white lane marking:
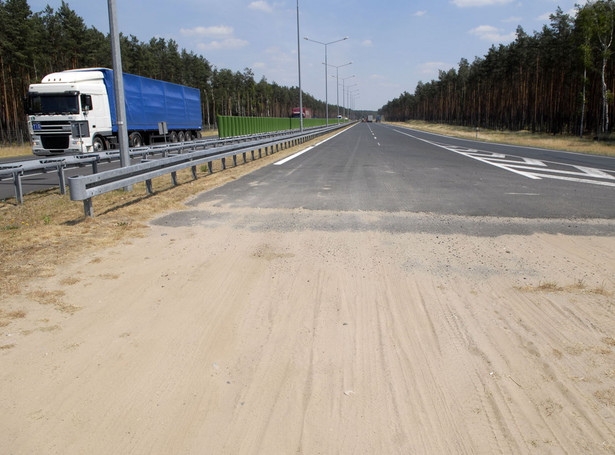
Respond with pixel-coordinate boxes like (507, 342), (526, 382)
(393, 129), (541, 179)
(273, 146), (314, 165)
(387, 123), (615, 160)
(574, 166), (614, 179)
(391, 127), (615, 187)
(274, 124), (355, 165)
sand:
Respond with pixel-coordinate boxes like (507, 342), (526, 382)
(1, 200), (614, 454)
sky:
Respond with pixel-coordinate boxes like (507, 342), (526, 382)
(27, 0), (586, 111)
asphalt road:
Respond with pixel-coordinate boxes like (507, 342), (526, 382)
(153, 123), (615, 236)
(6, 123), (615, 232)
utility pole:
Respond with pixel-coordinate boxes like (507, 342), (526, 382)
(108, 0), (130, 173)
(297, 0), (303, 131)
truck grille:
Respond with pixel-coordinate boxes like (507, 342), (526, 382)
(41, 134), (69, 150)
(37, 121), (72, 133)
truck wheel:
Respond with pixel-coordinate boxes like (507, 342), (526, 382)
(92, 136), (105, 152)
(184, 131), (192, 141)
(129, 132), (143, 148)
(177, 131), (186, 142)
(169, 131), (178, 143)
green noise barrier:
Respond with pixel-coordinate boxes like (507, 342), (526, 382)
(217, 115), (347, 138)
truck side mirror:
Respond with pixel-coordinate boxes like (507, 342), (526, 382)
(81, 94), (93, 112)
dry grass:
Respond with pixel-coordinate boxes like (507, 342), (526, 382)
(517, 279), (612, 296)
(390, 121), (615, 157)
(594, 388), (615, 406)
(0, 144), (31, 159)
(0, 129), (344, 306)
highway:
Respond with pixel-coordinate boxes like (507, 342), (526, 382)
(4, 124), (614, 220)
(158, 122), (615, 234)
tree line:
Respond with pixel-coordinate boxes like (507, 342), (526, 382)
(0, 0), (336, 144)
(380, 1), (615, 138)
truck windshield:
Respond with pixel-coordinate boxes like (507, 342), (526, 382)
(27, 93), (79, 115)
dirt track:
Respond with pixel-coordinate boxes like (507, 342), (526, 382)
(1, 199), (615, 453)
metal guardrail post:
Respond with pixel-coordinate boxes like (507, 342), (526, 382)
(57, 165), (67, 195)
(14, 172), (24, 205)
(84, 198), (94, 218)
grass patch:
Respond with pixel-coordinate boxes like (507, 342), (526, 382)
(390, 120), (615, 157)
(517, 279), (612, 296)
(0, 144), (31, 159)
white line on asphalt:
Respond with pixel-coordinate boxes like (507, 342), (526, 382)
(391, 127), (615, 186)
(273, 124), (355, 165)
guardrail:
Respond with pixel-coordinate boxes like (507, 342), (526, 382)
(0, 126), (329, 205)
(68, 124), (347, 217)
(0, 155), (100, 204)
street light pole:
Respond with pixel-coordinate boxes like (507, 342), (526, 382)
(325, 61), (351, 123)
(304, 36), (347, 125)
(107, 0), (130, 172)
(341, 75), (355, 118)
(296, 0), (303, 131)
(349, 89), (359, 118)
(345, 82), (357, 118)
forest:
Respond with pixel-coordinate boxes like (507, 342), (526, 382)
(0, 0), (336, 144)
(380, 1), (615, 138)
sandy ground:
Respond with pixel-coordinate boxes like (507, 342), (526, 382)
(1, 199), (615, 454)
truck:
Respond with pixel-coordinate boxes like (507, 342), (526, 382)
(291, 107), (312, 119)
(26, 68), (202, 155)
(367, 114), (374, 122)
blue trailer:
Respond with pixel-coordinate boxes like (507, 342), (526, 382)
(26, 68), (203, 155)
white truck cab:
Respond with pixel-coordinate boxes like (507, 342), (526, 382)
(26, 70), (112, 155)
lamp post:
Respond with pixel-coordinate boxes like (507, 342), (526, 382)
(296, 0), (303, 131)
(107, 0), (130, 172)
(326, 61), (352, 123)
(341, 75), (355, 118)
(349, 89), (360, 118)
(345, 83), (358, 118)
(304, 36), (348, 125)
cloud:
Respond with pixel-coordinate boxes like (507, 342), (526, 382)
(197, 38), (249, 51)
(413, 11), (427, 17)
(469, 25), (516, 42)
(452, 0), (512, 6)
(180, 25), (234, 38)
(418, 62), (449, 76)
(248, 1), (273, 13)
(182, 25), (248, 51)
(502, 16), (522, 23)
(362, 39), (373, 47)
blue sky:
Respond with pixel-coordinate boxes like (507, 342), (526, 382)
(28, 0), (585, 111)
